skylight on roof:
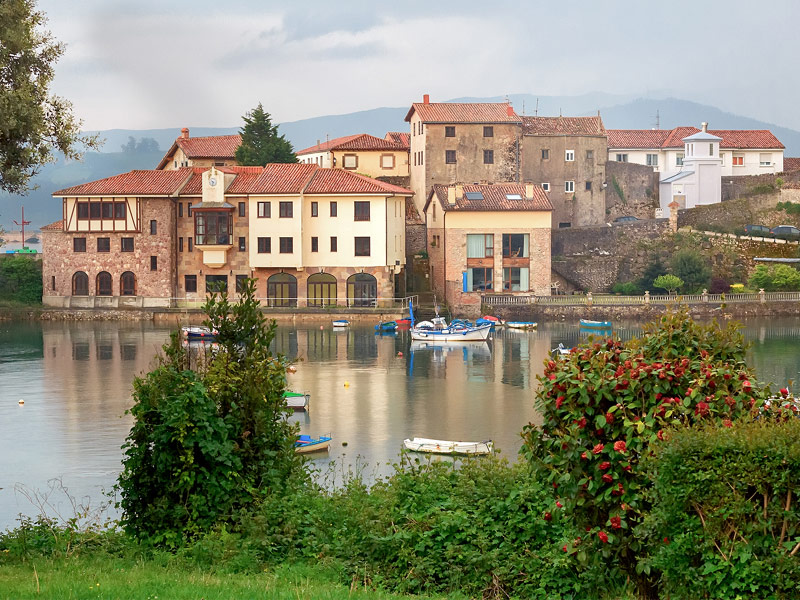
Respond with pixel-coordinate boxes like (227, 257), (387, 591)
(505, 194), (522, 200)
(464, 191), (484, 200)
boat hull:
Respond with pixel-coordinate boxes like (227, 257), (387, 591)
(332, 320), (349, 328)
(181, 326), (216, 340)
(283, 391), (309, 411)
(403, 437), (493, 456)
(295, 435), (331, 453)
(506, 321), (537, 330)
(579, 319), (612, 329)
(410, 323), (492, 342)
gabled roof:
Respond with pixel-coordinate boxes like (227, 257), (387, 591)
(296, 133), (407, 155)
(385, 132), (410, 148)
(522, 115), (605, 136)
(405, 102), (521, 124)
(783, 157), (800, 172)
(41, 220), (63, 232)
(425, 183), (552, 213)
(303, 169), (412, 195)
(245, 163), (318, 194)
(54, 169), (192, 196)
(156, 134), (242, 169)
(178, 166), (265, 196)
(606, 129), (672, 149)
(608, 127), (784, 150)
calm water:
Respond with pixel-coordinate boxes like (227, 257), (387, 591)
(1, 317), (799, 531)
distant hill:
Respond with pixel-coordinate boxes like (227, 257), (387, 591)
(3, 94), (799, 229)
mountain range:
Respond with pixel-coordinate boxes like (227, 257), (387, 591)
(2, 94), (798, 230)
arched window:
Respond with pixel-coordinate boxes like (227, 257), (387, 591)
(347, 273), (377, 307)
(267, 272), (297, 307)
(96, 271), (112, 296)
(120, 271), (136, 296)
(307, 273), (337, 307)
(72, 271), (89, 296)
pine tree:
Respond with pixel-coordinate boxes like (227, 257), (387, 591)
(235, 103), (297, 166)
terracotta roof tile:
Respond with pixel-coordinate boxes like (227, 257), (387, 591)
(54, 169), (192, 196)
(245, 163), (318, 194)
(405, 102), (521, 124)
(40, 220), (63, 231)
(156, 134), (241, 169)
(783, 157), (800, 172)
(428, 183), (552, 212)
(296, 133), (406, 155)
(606, 129), (673, 149)
(385, 132), (410, 148)
(522, 116), (605, 136)
(608, 127), (784, 150)
(304, 169), (412, 195)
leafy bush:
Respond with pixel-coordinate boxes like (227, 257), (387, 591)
(709, 277), (731, 294)
(522, 306), (767, 598)
(638, 255), (665, 292)
(611, 281), (641, 295)
(652, 274), (683, 294)
(644, 419), (800, 598)
(671, 249), (711, 293)
(777, 201), (800, 215)
(0, 255), (42, 303)
(748, 264), (800, 292)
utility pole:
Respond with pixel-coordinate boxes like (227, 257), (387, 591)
(13, 207), (31, 250)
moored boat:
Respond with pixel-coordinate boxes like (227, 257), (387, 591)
(410, 317), (492, 342)
(403, 437), (493, 456)
(506, 321), (537, 330)
(283, 391), (310, 411)
(181, 325), (217, 340)
(375, 321), (398, 331)
(295, 434), (332, 453)
(579, 319), (612, 329)
(332, 319), (350, 328)
(551, 342), (571, 357)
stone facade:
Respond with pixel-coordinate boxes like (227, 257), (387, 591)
(605, 161), (660, 220)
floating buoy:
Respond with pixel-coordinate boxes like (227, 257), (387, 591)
(344, 381), (350, 388)
(397, 351), (403, 357)
(18, 399), (24, 405)
(320, 326), (324, 330)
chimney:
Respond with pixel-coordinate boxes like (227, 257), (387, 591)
(455, 183), (463, 199)
(525, 182), (534, 198)
(181, 127), (189, 139)
(447, 184), (456, 204)
(701, 122), (708, 133)
(423, 94), (430, 104)
(507, 104), (515, 117)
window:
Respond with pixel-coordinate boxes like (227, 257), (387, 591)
(307, 273), (337, 307)
(445, 150), (456, 164)
(354, 237), (370, 256)
(179, 237), (183, 252)
(760, 153), (772, 167)
(330, 236), (338, 252)
(279, 237), (293, 253)
(354, 201), (370, 221)
(102, 202), (113, 219)
(347, 273), (377, 307)
(205, 275), (227, 293)
(646, 153), (659, 166)
(97, 237), (110, 252)
(73, 237), (86, 252)
(676, 153), (684, 166)
(194, 212), (231, 245)
(431, 234), (440, 247)
(178, 203), (183, 218)
(120, 271), (136, 296)
(96, 272), (112, 296)
(445, 126), (455, 137)
(311, 237), (318, 252)
(466, 234), (494, 258)
(238, 202), (246, 217)
(188, 238), (193, 252)
(72, 272), (88, 296)
(559, 222), (571, 228)
(311, 201), (318, 217)
(483, 126), (494, 137)
(380, 154), (395, 169)
(185, 275), (197, 293)
(187, 202), (192, 217)
(150, 256), (158, 271)
(77, 203), (89, 219)
(257, 237), (271, 253)
(238, 237), (246, 252)
(257, 201), (271, 217)
(267, 272), (298, 307)
(468, 268), (493, 292)
(51, 276), (55, 291)
(502, 234), (529, 258)
(542, 149), (550, 160)
(542, 182), (550, 192)
(709, 143), (714, 156)
(114, 202), (126, 220)
(483, 149), (494, 164)
(565, 150), (575, 162)
(565, 181), (575, 193)
(503, 267), (530, 292)
(279, 201), (293, 218)
(585, 181), (592, 191)
(236, 275), (248, 293)
(616, 153), (628, 162)
(586, 149), (594, 160)
(733, 155), (744, 166)
(330, 201), (338, 217)
(90, 202), (101, 219)
(342, 154), (358, 169)
(121, 237), (134, 252)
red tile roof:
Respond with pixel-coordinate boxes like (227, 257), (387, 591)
(405, 102), (521, 124)
(427, 183), (552, 213)
(783, 157), (800, 172)
(296, 133), (407, 155)
(522, 115), (605, 136)
(385, 132), (410, 148)
(40, 220), (63, 232)
(608, 127), (784, 150)
(156, 134), (241, 169)
(303, 169), (412, 195)
(177, 166), (265, 196)
(54, 169), (192, 196)
(245, 163), (318, 194)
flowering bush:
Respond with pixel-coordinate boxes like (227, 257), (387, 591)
(522, 307), (769, 598)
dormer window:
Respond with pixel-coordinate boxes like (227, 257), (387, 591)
(194, 210), (232, 245)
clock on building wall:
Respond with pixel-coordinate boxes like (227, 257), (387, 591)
(209, 176), (218, 187)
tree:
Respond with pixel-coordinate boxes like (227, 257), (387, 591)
(652, 274), (683, 295)
(670, 249), (711, 293)
(0, 0), (100, 194)
(235, 103), (297, 166)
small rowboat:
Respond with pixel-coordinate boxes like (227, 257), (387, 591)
(181, 325), (217, 340)
(332, 319), (350, 328)
(403, 437), (493, 456)
(579, 319), (612, 329)
(375, 321), (398, 331)
(295, 434), (332, 454)
(506, 321), (537, 330)
(395, 317), (412, 327)
(551, 343), (571, 357)
(283, 391), (310, 411)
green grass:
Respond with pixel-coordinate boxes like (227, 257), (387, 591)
(0, 554), (448, 600)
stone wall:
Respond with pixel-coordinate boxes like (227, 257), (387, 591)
(677, 188), (800, 230)
(721, 170), (800, 201)
(552, 219), (670, 257)
(605, 161), (660, 220)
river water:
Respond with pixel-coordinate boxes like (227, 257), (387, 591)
(1, 317), (799, 531)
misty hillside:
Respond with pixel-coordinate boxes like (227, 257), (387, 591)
(3, 94), (799, 229)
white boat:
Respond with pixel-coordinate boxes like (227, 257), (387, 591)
(506, 321), (537, 330)
(283, 391), (310, 411)
(551, 343), (571, 357)
(410, 316), (492, 342)
(181, 325), (217, 340)
(579, 319), (612, 329)
(295, 434), (331, 453)
(332, 319), (350, 328)
(409, 340), (492, 360)
(403, 437), (493, 456)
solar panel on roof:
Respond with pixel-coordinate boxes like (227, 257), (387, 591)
(505, 194), (522, 200)
(464, 192), (484, 200)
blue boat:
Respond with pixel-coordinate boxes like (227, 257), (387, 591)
(332, 319), (350, 328)
(579, 319), (612, 329)
(375, 321), (398, 332)
(295, 434), (332, 454)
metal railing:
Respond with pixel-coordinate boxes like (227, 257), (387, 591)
(481, 291), (800, 307)
(172, 295), (418, 310)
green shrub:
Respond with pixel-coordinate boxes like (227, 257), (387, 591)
(653, 274), (683, 294)
(748, 264), (800, 291)
(777, 201), (800, 215)
(644, 419), (800, 598)
(0, 255), (42, 303)
(671, 249), (711, 293)
(611, 281), (641, 295)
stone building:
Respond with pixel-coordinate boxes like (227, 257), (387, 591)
(520, 116), (607, 228)
(296, 133), (409, 178)
(423, 182), (552, 309)
(156, 128), (242, 170)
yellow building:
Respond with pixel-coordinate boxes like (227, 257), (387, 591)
(296, 133), (409, 178)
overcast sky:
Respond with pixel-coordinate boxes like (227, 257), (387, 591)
(37, 0), (800, 131)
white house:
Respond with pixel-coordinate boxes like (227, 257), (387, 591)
(659, 124), (722, 216)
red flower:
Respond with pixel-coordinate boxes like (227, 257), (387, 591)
(580, 452), (588, 460)
(556, 395), (564, 408)
(575, 417), (587, 429)
(743, 380), (751, 389)
(724, 373), (731, 380)
(686, 388), (693, 396)
(556, 501), (563, 508)
(598, 531), (609, 543)
(657, 429), (664, 441)
(592, 443), (605, 455)
(663, 537), (669, 544)
(781, 388), (789, 397)
(655, 393), (662, 400)
(605, 412), (615, 425)
(623, 465), (632, 472)
(610, 516), (622, 530)
(599, 461), (611, 471)
(602, 474), (613, 483)
(695, 401), (709, 417)
(548, 374), (556, 380)
(544, 512), (552, 521)
(563, 544), (568, 552)
(723, 419), (732, 428)
(613, 441), (627, 454)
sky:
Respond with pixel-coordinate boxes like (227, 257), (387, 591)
(36, 0), (800, 132)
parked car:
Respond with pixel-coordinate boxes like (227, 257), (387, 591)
(744, 224), (773, 237)
(770, 225), (800, 240)
(613, 216), (639, 223)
